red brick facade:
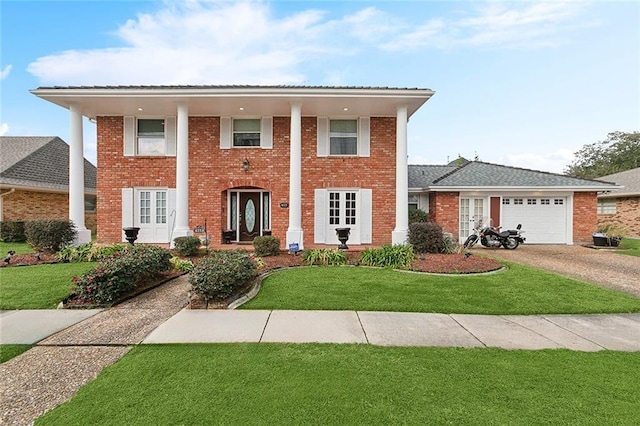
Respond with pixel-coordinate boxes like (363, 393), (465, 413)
(96, 116), (396, 246)
(597, 196), (640, 238)
(428, 192), (460, 237)
(1, 189), (96, 233)
(572, 192), (597, 244)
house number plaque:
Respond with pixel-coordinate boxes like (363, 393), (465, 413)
(280, 202), (289, 208)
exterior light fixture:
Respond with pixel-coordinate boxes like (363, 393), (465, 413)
(343, 107), (349, 111)
(137, 107), (143, 111)
(242, 158), (250, 172)
(239, 107), (244, 111)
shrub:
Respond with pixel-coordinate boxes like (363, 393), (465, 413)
(253, 236), (281, 256)
(409, 222), (446, 254)
(408, 209), (428, 224)
(72, 244), (172, 305)
(57, 242), (127, 263)
(170, 256), (194, 272)
(189, 250), (257, 301)
(24, 219), (76, 253)
(302, 248), (347, 266)
(360, 244), (415, 269)
(173, 236), (202, 256)
(0, 221), (26, 242)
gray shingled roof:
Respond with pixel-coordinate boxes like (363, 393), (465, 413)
(409, 162), (617, 189)
(0, 136), (96, 193)
(597, 167), (640, 198)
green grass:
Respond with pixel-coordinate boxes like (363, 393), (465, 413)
(242, 264), (640, 314)
(0, 241), (33, 255)
(0, 344), (31, 363)
(0, 262), (97, 309)
(618, 237), (640, 257)
(36, 344), (640, 425)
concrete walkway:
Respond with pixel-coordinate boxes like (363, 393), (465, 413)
(4, 308), (638, 352)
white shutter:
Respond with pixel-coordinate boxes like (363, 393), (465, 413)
(317, 117), (329, 157)
(358, 117), (370, 157)
(168, 188), (177, 243)
(124, 116), (135, 156)
(314, 189), (327, 243)
(165, 116), (176, 156)
(220, 117), (232, 149)
(360, 189), (373, 244)
(121, 188), (134, 242)
(261, 117), (273, 149)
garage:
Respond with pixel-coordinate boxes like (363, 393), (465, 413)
(501, 197), (568, 244)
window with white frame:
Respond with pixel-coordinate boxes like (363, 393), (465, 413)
(137, 119), (165, 155)
(233, 119), (261, 147)
(597, 199), (616, 214)
(514, 198), (523, 205)
(540, 199), (550, 205)
(502, 198), (510, 205)
(554, 199), (564, 205)
(328, 191), (357, 225)
(329, 119), (357, 155)
(527, 199), (537, 205)
(139, 190), (167, 225)
(408, 195), (419, 211)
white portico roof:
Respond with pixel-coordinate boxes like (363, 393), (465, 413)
(31, 85), (435, 119)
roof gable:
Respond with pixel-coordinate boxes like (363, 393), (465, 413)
(597, 167), (640, 197)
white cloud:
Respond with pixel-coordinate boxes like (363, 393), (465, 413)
(501, 148), (576, 174)
(0, 64), (12, 80)
(0, 123), (9, 136)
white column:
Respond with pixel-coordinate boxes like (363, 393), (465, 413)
(171, 102), (192, 246)
(286, 102), (304, 249)
(69, 104), (91, 245)
(392, 105), (409, 245)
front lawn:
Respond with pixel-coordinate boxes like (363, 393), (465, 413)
(36, 344), (640, 425)
(0, 241), (33, 255)
(0, 344), (31, 363)
(0, 263), (97, 309)
(241, 263), (640, 314)
(618, 237), (640, 257)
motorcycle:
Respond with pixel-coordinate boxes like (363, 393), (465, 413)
(463, 220), (525, 250)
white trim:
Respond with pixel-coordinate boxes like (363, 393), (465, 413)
(317, 117), (329, 157)
(165, 116), (177, 156)
(220, 117), (232, 149)
(431, 186), (612, 192)
(358, 117), (370, 157)
(123, 116), (135, 156)
(261, 116), (273, 149)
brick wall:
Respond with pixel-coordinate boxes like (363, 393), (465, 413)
(96, 116), (397, 246)
(1, 189), (97, 233)
(597, 196), (640, 238)
(428, 192), (459, 237)
(572, 192), (597, 243)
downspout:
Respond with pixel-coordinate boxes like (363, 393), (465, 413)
(0, 188), (16, 222)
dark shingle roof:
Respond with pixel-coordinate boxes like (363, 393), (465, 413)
(0, 136), (96, 193)
(409, 161), (617, 189)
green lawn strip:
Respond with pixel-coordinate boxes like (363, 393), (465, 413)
(0, 344), (32, 363)
(36, 344), (640, 425)
(0, 262), (97, 309)
(0, 241), (34, 255)
(617, 238), (640, 257)
(241, 263), (640, 314)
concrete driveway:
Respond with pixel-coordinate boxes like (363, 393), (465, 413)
(477, 244), (640, 298)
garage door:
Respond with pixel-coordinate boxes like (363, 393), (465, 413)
(501, 197), (567, 244)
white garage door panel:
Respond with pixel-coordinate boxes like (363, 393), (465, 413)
(502, 198), (567, 244)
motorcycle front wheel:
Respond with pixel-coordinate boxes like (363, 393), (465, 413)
(464, 234), (478, 248)
(502, 237), (519, 250)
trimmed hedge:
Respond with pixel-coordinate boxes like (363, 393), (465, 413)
(72, 244), (172, 305)
(0, 221), (26, 242)
(25, 219), (76, 253)
(409, 222), (446, 254)
(189, 250), (257, 302)
(253, 236), (281, 256)
(408, 209), (428, 224)
(173, 236), (202, 256)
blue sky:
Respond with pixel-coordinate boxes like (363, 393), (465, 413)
(1, 0), (638, 172)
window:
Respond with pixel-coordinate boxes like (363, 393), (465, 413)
(597, 199), (616, 214)
(233, 119), (261, 147)
(513, 199), (523, 205)
(329, 119), (357, 155)
(140, 191), (151, 224)
(156, 192), (167, 224)
(85, 195), (97, 212)
(540, 199), (550, 205)
(329, 191), (357, 226)
(329, 192), (341, 225)
(527, 199), (537, 205)
(345, 192), (356, 225)
(554, 199), (564, 205)
(502, 198), (510, 205)
(409, 195), (419, 211)
(137, 119), (165, 155)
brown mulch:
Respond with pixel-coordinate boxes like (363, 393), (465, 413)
(0, 252), (58, 267)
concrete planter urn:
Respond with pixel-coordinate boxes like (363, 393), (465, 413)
(123, 227), (140, 245)
(336, 227), (351, 250)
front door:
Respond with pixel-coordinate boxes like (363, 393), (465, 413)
(459, 197), (485, 241)
(239, 192), (261, 241)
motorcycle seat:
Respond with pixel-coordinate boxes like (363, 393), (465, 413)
(499, 231), (511, 238)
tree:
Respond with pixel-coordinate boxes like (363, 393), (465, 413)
(565, 131), (640, 179)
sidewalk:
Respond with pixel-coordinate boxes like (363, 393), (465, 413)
(3, 308), (640, 351)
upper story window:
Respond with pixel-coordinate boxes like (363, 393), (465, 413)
(233, 119), (261, 147)
(329, 119), (358, 155)
(137, 119), (165, 155)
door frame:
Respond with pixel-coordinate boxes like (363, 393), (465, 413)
(459, 196), (487, 242)
(227, 189), (271, 242)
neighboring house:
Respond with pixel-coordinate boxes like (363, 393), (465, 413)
(596, 168), (640, 238)
(0, 136), (97, 233)
(409, 162), (617, 244)
(31, 85), (435, 247)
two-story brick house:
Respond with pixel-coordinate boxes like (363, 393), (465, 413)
(31, 85), (434, 248)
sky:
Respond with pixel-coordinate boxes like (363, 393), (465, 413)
(1, 0), (639, 173)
